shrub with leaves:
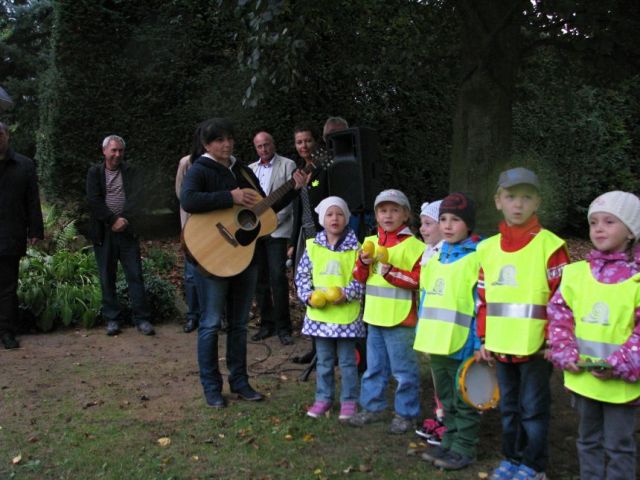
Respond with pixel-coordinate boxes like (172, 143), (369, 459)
(116, 271), (178, 323)
(18, 247), (102, 331)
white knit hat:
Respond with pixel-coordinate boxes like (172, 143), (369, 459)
(588, 191), (640, 239)
(314, 196), (351, 228)
(420, 200), (442, 221)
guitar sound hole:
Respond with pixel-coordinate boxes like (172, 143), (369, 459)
(237, 209), (257, 230)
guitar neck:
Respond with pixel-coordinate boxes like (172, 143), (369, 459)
(253, 162), (316, 216)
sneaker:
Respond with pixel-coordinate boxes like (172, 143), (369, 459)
(183, 318), (198, 333)
(1, 332), (19, 349)
(106, 320), (121, 336)
(347, 410), (386, 427)
(434, 450), (475, 470)
(427, 423), (447, 446)
(421, 445), (448, 463)
(489, 460), (520, 480)
(512, 464), (548, 480)
(339, 401), (357, 420)
(136, 320), (155, 336)
(307, 400), (332, 418)
(389, 414), (415, 434)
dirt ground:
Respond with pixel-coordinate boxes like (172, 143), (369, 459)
(1, 236), (638, 479)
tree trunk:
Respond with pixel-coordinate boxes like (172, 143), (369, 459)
(450, 0), (524, 233)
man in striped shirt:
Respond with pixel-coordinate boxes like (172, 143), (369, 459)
(86, 135), (154, 336)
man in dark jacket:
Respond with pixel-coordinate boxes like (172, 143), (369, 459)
(0, 121), (44, 349)
(86, 135), (154, 336)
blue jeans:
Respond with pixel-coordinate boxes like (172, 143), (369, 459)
(184, 257), (199, 322)
(194, 264), (258, 393)
(359, 325), (420, 418)
(255, 237), (291, 335)
(93, 230), (151, 324)
(315, 337), (358, 403)
(496, 357), (553, 473)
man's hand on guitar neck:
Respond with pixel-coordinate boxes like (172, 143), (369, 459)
(292, 170), (309, 190)
(231, 188), (262, 207)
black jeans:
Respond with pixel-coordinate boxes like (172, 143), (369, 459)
(93, 230), (151, 324)
(255, 237), (291, 336)
(0, 255), (20, 334)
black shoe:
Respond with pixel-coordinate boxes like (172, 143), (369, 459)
(279, 334), (294, 346)
(1, 332), (19, 349)
(433, 450), (474, 470)
(292, 348), (315, 364)
(106, 321), (121, 336)
(231, 384), (264, 401)
(251, 328), (274, 341)
(183, 318), (198, 333)
(204, 390), (226, 408)
(136, 321), (155, 336)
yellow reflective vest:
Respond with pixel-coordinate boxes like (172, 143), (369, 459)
(477, 230), (565, 355)
(306, 239), (361, 325)
(362, 235), (425, 327)
(561, 261), (640, 403)
(414, 251), (479, 355)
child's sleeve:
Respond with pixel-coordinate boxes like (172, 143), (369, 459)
(547, 288), (579, 369)
(383, 257), (421, 290)
(344, 278), (365, 302)
(607, 306), (640, 382)
(547, 244), (570, 296)
(295, 250), (314, 304)
(476, 267), (487, 340)
(352, 254), (370, 283)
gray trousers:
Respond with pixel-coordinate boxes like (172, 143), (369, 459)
(574, 393), (637, 480)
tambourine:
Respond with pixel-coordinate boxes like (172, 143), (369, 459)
(456, 357), (500, 411)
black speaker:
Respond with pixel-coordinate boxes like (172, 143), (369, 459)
(326, 127), (383, 212)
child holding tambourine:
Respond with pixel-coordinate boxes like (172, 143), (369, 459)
(548, 191), (640, 480)
(413, 193), (482, 471)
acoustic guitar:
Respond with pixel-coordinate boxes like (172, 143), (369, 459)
(183, 150), (331, 277)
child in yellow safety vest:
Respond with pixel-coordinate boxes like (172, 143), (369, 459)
(476, 168), (570, 480)
(294, 196), (365, 421)
(414, 192), (482, 471)
(348, 189), (425, 434)
(548, 191), (640, 480)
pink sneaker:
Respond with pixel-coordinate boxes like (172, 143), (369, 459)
(307, 400), (332, 418)
(339, 401), (358, 420)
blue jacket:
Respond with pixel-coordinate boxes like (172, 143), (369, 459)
(419, 235), (482, 361)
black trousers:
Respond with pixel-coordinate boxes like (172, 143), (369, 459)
(0, 255), (20, 334)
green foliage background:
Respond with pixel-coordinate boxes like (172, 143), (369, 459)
(1, 0), (638, 234)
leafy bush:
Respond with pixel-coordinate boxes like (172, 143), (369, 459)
(142, 246), (177, 275)
(116, 271), (178, 323)
(18, 248), (102, 331)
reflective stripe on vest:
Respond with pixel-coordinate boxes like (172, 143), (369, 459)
(561, 260), (640, 403)
(362, 234), (425, 327)
(414, 251), (478, 354)
(366, 284), (412, 301)
(305, 239), (361, 325)
(477, 230), (565, 355)
(486, 303), (547, 320)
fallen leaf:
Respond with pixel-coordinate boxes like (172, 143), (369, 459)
(157, 437), (171, 447)
(478, 473), (489, 479)
(27, 436), (38, 443)
(218, 433), (225, 439)
(284, 434), (293, 441)
(408, 442), (417, 449)
(280, 375), (288, 381)
(343, 465), (355, 473)
(12, 454), (22, 465)
(359, 463), (372, 472)
(191, 455), (199, 461)
(313, 468), (322, 475)
(302, 433), (314, 442)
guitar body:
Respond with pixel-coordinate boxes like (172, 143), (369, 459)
(183, 193), (277, 277)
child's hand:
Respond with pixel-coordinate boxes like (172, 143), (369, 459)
(476, 345), (495, 366)
(590, 364), (613, 380)
(379, 263), (391, 275)
(359, 249), (374, 265)
(564, 361), (580, 373)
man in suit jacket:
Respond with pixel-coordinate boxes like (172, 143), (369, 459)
(86, 135), (154, 336)
(249, 131), (297, 345)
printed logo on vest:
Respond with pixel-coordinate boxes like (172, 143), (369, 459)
(581, 301), (610, 326)
(320, 260), (342, 276)
(492, 265), (518, 286)
(428, 278), (445, 296)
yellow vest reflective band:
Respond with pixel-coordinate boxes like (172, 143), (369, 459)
(305, 239), (361, 325)
(561, 261), (640, 403)
(363, 234), (425, 327)
(414, 251), (478, 354)
(477, 230), (565, 355)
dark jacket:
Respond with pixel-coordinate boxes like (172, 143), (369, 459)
(0, 149), (44, 256)
(86, 161), (143, 245)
